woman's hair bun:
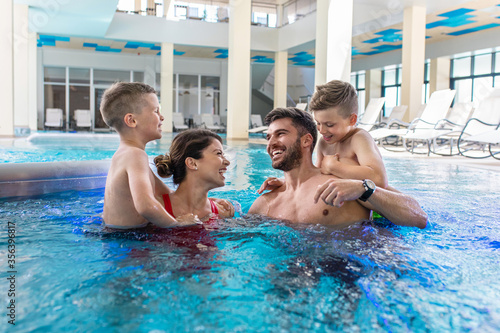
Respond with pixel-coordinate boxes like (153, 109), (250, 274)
(154, 154), (174, 178)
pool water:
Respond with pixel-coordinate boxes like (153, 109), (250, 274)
(1, 142), (500, 332)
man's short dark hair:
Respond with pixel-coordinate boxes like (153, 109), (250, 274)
(264, 107), (317, 153)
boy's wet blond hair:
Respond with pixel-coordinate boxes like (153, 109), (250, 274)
(100, 82), (156, 131)
(309, 80), (358, 118)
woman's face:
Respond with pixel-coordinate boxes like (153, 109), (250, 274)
(196, 139), (230, 188)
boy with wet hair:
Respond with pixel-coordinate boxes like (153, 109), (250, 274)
(100, 82), (199, 228)
(309, 79), (388, 188)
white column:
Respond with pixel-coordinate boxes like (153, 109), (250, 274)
(274, 51), (288, 108)
(365, 69), (382, 108)
(401, 5), (426, 122)
(134, 0), (141, 13)
(429, 57), (450, 94)
(161, 42), (174, 133)
(14, 4), (29, 134)
(314, 0), (353, 88)
(0, 0), (14, 137)
(227, 0), (251, 139)
(28, 31), (38, 131)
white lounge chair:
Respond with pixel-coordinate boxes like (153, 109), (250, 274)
(212, 115), (226, 132)
(357, 97), (386, 132)
(74, 109), (92, 130)
(193, 115), (203, 128)
(428, 102), (474, 156)
(248, 114), (268, 135)
(398, 89), (457, 154)
(172, 113), (188, 131)
(457, 89), (500, 159)
(44, 108), (64, 130)
(201, 114), (224, 132)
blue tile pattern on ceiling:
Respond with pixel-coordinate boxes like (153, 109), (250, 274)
(426, 8), (476, 29)
(84, 43), (121, 53)
(37, 35), (70, 47)
(124, 42), (156, 49)
(252, 55), (274, 64)
(363, 29), (402, 44)
(447, 23), (500, 36)
(214, 49), (228, 59)
(289, 52), (315, 66)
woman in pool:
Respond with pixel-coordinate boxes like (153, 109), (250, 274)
(154, 129), (235, 222)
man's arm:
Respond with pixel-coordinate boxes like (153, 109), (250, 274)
(248, 194), (269, 215)
(314, 178), (427, 229)
(128, 151), (199, 227)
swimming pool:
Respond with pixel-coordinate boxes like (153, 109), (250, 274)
(1, 137), (500, 332)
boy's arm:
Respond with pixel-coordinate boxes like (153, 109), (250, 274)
(321, 132), (388, 187)
(128, 151), (198, 227)
(314, 178), (427, 229)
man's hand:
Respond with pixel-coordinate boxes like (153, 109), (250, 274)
(314, 178), (364, 207)
(212, 198), (235, 217)
(257, 177), (284, 194)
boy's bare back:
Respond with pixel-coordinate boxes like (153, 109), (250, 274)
(103, 144), (171, 228)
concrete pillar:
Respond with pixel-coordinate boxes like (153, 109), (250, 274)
(0, 0), (14, 137)
(314, 0), (353, 88)
(429, 57), (450, 95)
(400, 5), (426, 122)
(14, 4), (29, 134)
(147, 0), (155, 15)
(274, 51), (288, 108)
(161, 42), (174, 133)
(227, 0), (251, 139)
(365, 69), (382, 108)
(134, 0), (141, 13)
(28, 31), (38, 131)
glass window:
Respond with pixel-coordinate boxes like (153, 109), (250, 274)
(133, 71), (144, 82)
(44, 84), (66, 124)
(94, 70), (130, 85)
(453, 57), (471, 77)
(495, 75), (500, 87)
(350, 74), (356, 86)
(44, 67), (66, 83)
(358, 73), (365, 89)
(383, 69), (396, 86)
(69, 86), (90, 129)
(178, 75), (199, 118)
(69, 68), (90, 84)
(495, 52), (500, 73)
(455, 79), (472, 103)
(384, 87), (399, 117)
(473, 77), (493, 102)
(474, 53), (492, 76)
(357, 90), (365, 116)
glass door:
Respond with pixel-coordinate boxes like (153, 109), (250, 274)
(94, 85), (111, 131)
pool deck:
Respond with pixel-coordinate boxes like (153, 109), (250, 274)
(247, 137), (500, 173)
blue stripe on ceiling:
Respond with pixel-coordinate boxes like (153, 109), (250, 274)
(173, 50), (185, 56)
(293, 61), (314, 66)
(447, 23), (500, 36)
(83, 43), (98, 48)
(426, 8), (476, 29)
(363, 29), (402, 44)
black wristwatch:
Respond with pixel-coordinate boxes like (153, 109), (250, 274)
(359, 179), (376, 202)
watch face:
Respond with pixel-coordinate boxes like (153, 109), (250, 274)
(366, 180), (376, 190)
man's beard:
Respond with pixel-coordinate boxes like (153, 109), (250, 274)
(272, 137), (302, 171)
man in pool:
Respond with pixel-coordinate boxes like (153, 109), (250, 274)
(248, 107), (427, 229)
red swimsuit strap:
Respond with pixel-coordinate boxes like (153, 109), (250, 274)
(162, 194), (175, 218)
